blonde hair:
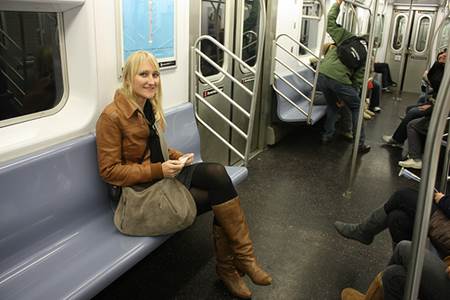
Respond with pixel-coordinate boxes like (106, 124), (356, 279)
(120, 50), (165, 128)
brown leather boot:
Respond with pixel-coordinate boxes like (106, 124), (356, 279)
(213, 225), (252, 299)
(213, 197), (272, 286)
(341, 272), (383, 300)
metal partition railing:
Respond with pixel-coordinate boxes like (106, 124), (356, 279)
(271, 0), (326, 124)
(190, 1), (266, 166)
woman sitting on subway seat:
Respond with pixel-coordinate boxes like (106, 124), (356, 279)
(95, 50), (271, 299)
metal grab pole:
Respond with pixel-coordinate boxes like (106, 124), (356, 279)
(403, 48), (450, 300)
(244, 0), (266, 167)
(344, 0), (379, 198)
(307, 0), (327, 124)
(393, 0), (414, 101)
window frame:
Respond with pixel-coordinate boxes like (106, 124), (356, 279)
(391, 13), (407, 52)
(414, 14), (431, 54)
(0, 12), (68, 128)
(198, 0), (230, 82)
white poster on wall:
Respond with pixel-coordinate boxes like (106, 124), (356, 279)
(117, 0), (176, 73)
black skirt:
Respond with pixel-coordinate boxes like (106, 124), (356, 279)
(175, 163), (200, 189)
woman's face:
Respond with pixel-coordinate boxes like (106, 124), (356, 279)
(438, 51), (447, 64)
(132, 60), (160, 101)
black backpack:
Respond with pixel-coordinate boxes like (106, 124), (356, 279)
(336, 36), (368, 70)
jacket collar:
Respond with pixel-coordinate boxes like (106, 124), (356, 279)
(114, 90), (141, 119)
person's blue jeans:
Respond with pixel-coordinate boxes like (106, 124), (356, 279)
(392, 105), (428, 143)
(318, 74), (365, 144)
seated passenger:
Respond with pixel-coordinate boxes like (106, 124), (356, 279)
(95, 50), (271, 299)
(398, 116), (430, 169)
(340, 240), (450, 300)
(334, 188), (449, 251)
(317, 0), (370, 153)
(383, 49), (447, 148)
(373, 62), (396, 91)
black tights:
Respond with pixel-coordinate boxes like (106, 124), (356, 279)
(187, 162), (237, 216)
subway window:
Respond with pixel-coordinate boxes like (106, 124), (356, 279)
(438, 18), (450, 50)
(392, 14), (406, 51)
(241, 0), (259, 68)
(373, 13), (384, 48)
(200, 0), (226, 77)
(0, 11), (64, 124)
(298, 0), (321, 55)
(415, 16), (431, 53)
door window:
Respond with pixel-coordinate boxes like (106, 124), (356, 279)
(439, 18), (450, 50)
(298, 0), (321, 55)
(415, 16), (431, 53)
(241, 0), (259, 68)
(200, 0), (227, 77)
(0, 11), (64, 125)
(373, 13), (384, 48)
(392, 14), (406, 51)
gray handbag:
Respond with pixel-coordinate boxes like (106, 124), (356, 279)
(114, 178), (197, 236)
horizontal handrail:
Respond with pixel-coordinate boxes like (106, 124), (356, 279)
(0, 55), (24, 82)
(194, 92), (248, 139)
(275, 42), (316, 73)
(274, 58), (313, 88)
(194, 48), (254, 97)
(272, 85), (309, 117)
(275, 34), (319, 59)
(194, 112), (245, 160)
(0, 28), (23, 52)
(0, 69), (25, 96)
(194, 71), (250, 118)
(194, 35), (256, 74)
(273, 72), (312, 103)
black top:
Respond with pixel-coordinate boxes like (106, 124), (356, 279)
(428, 61), (445, 98)
(143, 100), (165, 163)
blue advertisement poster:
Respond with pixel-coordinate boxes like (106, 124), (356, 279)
(122, 0), (176, 68)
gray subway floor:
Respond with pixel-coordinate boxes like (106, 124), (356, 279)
(93, 91), (421, 300)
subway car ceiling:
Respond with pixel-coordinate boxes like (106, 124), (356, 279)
(0, 0), (449, 164)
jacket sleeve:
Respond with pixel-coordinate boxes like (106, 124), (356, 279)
(327, 3), (352, 45)
(438, 195), (450, 219)
(96, 113), (163, 186)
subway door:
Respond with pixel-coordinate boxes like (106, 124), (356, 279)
(189, 0), (235, 164)
(402, 11), (435, 93)
(230, 0), (262, 164)
(386, 9), (436, 94)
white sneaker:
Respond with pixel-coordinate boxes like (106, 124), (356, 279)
(372, 107), (381, 112)
(398, 158), (422, 169)
(382, 135), (402, 148)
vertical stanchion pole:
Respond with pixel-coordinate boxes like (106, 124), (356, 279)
(344, 0), (379, 199)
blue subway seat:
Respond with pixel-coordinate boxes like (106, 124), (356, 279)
(0, 102), (247, 300)
(275, 68), (327, 124)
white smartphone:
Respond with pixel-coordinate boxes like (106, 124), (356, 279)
(178, 153), (194, 165)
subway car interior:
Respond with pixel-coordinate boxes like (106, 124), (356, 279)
(1, 0), (450, 299)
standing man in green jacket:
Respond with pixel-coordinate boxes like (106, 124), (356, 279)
(318, 0), (370, 153)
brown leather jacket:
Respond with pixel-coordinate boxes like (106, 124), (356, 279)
(96, 90), (182, 186)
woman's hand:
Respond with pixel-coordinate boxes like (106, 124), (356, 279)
(162, 160), (184, 178)
(446, 266), (450, 280)
(419, 104), (432, 111)
(184, 153), (195, 166)
(434, 192), (445, 204)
